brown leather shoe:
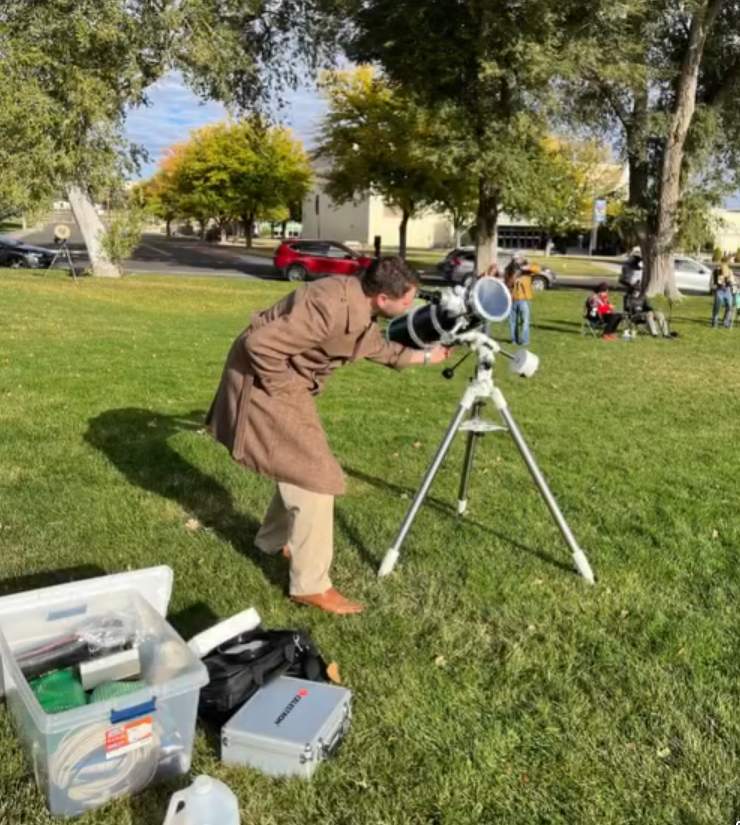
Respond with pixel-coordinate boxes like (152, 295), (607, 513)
(291, 588), (364, 615)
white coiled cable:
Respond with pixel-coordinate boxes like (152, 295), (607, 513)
(50, 722), (161, 806)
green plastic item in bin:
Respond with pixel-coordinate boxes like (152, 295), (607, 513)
(30, 668), (87, 714)
(90, 680), (145, 703)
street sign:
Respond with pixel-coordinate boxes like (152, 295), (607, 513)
(593, 198), (608, 225)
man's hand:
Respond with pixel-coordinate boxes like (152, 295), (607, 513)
(427, 345), (452, 364)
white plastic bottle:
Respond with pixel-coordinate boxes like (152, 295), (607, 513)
(163, 775), (240, 825)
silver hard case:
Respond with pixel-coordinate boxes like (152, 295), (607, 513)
(221, 676), (352, 779)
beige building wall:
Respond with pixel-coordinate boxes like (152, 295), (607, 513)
(301, 189), (371, 244)
(302, 182), (455, 249)
(367, 198), (454, 249)
(714, 209), (740, 254)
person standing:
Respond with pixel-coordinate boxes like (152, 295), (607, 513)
(711, 256), (737, 328)
(503, 253), (534, 347)
(206, 257), (450, 615)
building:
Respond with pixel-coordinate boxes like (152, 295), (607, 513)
(714, 209), (740, 253)
(301, 187), (455, 249)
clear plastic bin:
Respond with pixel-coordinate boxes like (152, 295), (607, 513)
(0, 567), (209, 818)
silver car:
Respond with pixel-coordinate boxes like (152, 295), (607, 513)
(621, 253), (714, 293)
(673, 255), (713, 293)
(436, 247), (557, 290)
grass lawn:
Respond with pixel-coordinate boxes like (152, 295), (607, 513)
(1, 268), (739, 824)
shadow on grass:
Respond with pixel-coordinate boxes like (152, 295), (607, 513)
(84, 408), (286, 593)
(344, 466), (573, 576)
(530, 321), (584, 336)
(0, 565), (108, 598)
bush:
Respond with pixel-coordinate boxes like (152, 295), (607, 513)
(101, 208), (146, 269)
(711, 247), (723, 262)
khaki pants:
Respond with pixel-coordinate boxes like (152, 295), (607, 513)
(254, 482), (333, 596)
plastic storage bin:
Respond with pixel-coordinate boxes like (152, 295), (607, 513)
(0, 566), (209, 818)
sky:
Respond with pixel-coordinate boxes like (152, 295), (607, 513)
(124, 71), (328, 179)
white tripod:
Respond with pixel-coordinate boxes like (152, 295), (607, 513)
(378, 331), (595, 584)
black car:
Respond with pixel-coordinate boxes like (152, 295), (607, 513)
(0, 236), (56, 269)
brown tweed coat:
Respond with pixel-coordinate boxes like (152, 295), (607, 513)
(206, 275), (415, 495)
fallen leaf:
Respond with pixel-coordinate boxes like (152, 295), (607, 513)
(620, 609), (629, 619)
(326, 662), (341, 684)
(185, 517), (202, 532)
(657, 746), (671, 759)
(711, 529), (719, 539)
(434, 655), (447, 667)
(412, 441), (422, 449)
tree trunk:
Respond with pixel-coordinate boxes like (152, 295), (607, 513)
(198, 219), (206, 240)
(646, 0), (721, 298)
(475, 178), (499, 273)
(165, 218), (171, 238)
(243, 213), (255, 248)
(281, 220), (288, 239)
(66, 185), (121, 278)
(398, 210), (410, 259)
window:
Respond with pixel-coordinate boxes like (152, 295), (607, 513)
(295, 242), (329, 255)
(326, 244), (353, 259)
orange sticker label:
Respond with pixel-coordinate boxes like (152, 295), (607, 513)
(105, 716), (153, 759)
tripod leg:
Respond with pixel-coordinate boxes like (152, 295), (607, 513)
(491, 387), (595, 584)
(378, 399), (471, 577)
(64, 244), (77, 282)
(456, 402), (482, 515)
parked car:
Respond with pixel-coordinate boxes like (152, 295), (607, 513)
(436, 247), (557, 290)
(273, 240), (373, 281)
(0, 236), (55, 269)
(436, 246), (476, 282)
(673, 255), (714, 293)
(620, 252), (714, 293)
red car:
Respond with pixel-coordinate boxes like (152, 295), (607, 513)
(273, 240), (373, 281)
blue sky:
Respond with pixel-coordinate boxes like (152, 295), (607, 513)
(124, 71), (328, 179)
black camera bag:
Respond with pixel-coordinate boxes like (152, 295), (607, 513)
(198, 626), (328, 725)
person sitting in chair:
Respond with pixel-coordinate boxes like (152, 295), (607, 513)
(585, 282), (623, 340)
(623, 283), (671, 338)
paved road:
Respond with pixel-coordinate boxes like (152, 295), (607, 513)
(11, 222), (619, 289)
(14, 223), (278, 279)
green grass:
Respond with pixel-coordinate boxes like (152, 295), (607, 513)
(1, 268), (739, 824)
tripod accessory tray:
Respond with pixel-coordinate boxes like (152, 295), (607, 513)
(221, 676), (351, 779)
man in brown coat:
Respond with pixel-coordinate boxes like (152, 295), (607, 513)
(207, 257), (450, 614)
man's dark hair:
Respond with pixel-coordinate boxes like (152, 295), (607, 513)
(361, 256), (420, 298)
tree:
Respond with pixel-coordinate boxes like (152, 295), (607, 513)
(315, 67), (444, 258)
(0, 0), (337, 276)
(344, 1), (576, 271)
(519, 137), (625, 251)
(132, 145), (190, 237)
(562, 0), (740, 296)
(139, 119), (312, 246)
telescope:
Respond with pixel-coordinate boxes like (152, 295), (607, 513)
(378, 274), (596, 585)
(387, 276), (538, 378)
(387, 276), (512, 350)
